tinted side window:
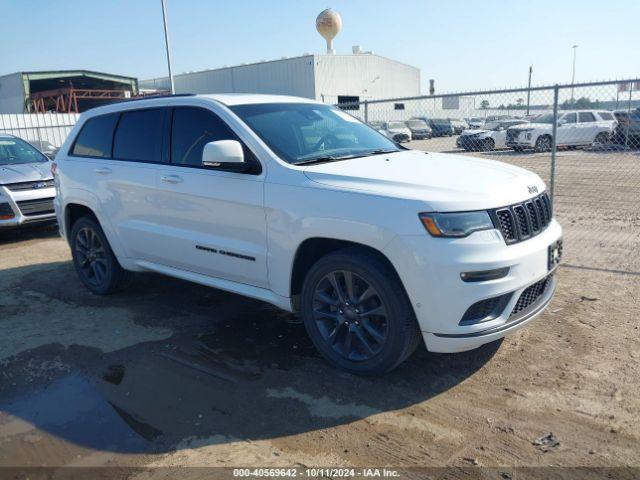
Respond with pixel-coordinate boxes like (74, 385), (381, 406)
(563, 113), (577, 123)
(170, 107), (237, 167)
(113, 109), (165, 162)
(71, 113), (119, 157)
(579, 112), (596, 122)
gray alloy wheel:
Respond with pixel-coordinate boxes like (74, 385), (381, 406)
(311, 270), (389, 362)
(70, 216), (133, 295)
(300, 247), (420, 375)
(535, 135), (552, 152)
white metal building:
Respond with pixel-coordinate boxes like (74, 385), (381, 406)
(139, 53), (420, 104)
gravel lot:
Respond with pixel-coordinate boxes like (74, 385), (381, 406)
(0, 142), (638, 474)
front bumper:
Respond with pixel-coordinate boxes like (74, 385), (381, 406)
(383, 219), (562, 352)
(457, 135), (485, 150)
(0, 185), (57, 229)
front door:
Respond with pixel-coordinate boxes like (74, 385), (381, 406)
(153, 106), (269, 288)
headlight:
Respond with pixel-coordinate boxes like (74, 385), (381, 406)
(419, 211), (494, 238)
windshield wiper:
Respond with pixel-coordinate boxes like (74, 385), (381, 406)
(294, 155), (357, 165)
(294, 149), (400, 166)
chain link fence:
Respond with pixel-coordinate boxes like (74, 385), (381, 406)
(337, 79), (640, 274)
(1, 81), (638, 273)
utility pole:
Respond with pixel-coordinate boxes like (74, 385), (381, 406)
(161, 0), (175, 94)
(570, 45), (578, 105)
(526, 65), (533, 115)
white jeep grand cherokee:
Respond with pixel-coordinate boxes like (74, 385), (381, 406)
(54, 94), (562, 375)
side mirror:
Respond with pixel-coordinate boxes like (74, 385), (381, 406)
(202, 140), (246, 170)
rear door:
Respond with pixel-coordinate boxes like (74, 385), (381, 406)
(557, 112), (578, 145)
(153, 105), (268, 288)
(577, 111), (598, 143)
(65, 108), (169, 260)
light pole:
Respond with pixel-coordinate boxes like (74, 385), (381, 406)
(526, 65), (532, 115)
(161, 0), (175, 94)
(570, 45), (578, 105)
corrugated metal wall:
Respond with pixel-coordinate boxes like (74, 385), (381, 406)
(314, 54), (420, 103)
(139, 54), (421, 102)
(0, 73), (26, 114)
(141, 56), (316, 98)
(0, 113), (79, 147)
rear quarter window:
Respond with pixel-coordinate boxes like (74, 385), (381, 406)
(598, 112), (614, 120)
(71, 113), (119, 158)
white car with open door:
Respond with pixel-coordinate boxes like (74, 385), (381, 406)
(457, 119), (529, 151)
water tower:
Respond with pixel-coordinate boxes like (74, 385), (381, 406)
(316, 8), (342, 54)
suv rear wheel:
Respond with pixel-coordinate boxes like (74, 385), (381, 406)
(70, 216), (133, 295)
(535, 135), (552, 152)
(300, 247), (420, 375)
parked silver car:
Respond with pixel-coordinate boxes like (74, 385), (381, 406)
(0, 134), (56, 229)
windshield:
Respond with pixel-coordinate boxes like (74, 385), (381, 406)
(406, 120), (427, 128)
(534, 114), (555, 124)
(0, 137), (49, 166)
(230, 103), (400, 164)
(388, 122), (405, 129)
(432, 119), (450, 125)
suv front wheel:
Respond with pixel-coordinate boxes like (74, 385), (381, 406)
(70, 216), (133, 295)
(300, 247), (420, 375)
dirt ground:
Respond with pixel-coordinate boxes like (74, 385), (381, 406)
(0, 235), (638, 473)
(0, 143), (639, 477)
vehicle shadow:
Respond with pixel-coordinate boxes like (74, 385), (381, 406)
(0, 260), (501, 455)
(0, 222), (59, 246)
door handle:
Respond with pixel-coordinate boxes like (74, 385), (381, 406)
(94, 167), (112, 175)
(161, 175), (183, 184)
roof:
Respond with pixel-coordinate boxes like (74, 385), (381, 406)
(77, 93), (321, 117)
(20, 70), (137, 83)
(200, 93), (318, 106)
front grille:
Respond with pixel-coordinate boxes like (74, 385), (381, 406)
(491, 192), (552, 244)
(510, 275), (553, 318)
(16, 198), (55, 216)
(0, 202), (15, 218)
(506, 129), (519, 142)
(6, 179), (54, 191)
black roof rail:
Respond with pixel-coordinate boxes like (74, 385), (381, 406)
(110, 93), (196, 106)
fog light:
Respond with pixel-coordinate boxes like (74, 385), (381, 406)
(460, 267), (510, 282)
(0, 203), (15, 220)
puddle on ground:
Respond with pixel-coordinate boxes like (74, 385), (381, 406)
(0, 374), (156, 451)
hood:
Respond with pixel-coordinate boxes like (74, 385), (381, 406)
(303, 150), (545, 211)
(461, 129), (490, 136)
(510, 123), (550, 131)
(388, 128), (411, 134)
(0, 162), (53, 185)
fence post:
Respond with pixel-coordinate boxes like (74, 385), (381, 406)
(549, 84), (560, 214)
(364, 101), (369, 123)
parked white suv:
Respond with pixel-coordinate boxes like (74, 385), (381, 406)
(54, 94), (562, 374)
(507, 110), (616, 152)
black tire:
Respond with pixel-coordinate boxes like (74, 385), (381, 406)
(535, 135), (552, 152)
(483, 138), (495, 151)
(593, 132), (609, 146)
(70, 216), (133, 295)
(512, 146), (524, 152)
(300, 247), (420, 375)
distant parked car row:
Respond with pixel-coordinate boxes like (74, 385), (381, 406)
(368, 108), (638, 152)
